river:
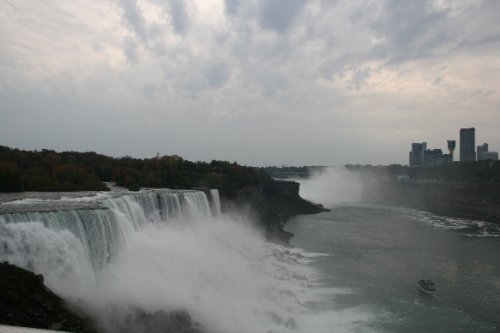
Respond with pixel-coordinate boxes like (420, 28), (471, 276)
(286, 204), (500, 332)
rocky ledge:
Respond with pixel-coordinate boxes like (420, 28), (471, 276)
(0, 262), (98, 332)
(0, 262), (204, 333)
(218, 180), (326, 243)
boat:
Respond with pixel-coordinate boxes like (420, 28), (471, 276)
(417, 279), (436, 294)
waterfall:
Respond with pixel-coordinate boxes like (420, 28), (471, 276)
(209, 189), (222, 216)
(0, 188), (362, 333)
(0, 190), (218, 275)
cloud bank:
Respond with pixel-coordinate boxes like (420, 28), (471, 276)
(1, 0), (499, 165)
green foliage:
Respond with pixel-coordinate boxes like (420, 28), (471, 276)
(0, 146), (275, 192)
(0, 162), (22, 191)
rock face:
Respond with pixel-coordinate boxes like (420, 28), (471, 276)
(0, 262), (99, 332)
(363, 181), (500, 224)
(219, 180), (325, 243)
(108, 309), (202, 333)
(0, 262), (206, 333)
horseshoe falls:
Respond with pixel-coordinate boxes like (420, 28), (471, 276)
(0, 189), (373, 333)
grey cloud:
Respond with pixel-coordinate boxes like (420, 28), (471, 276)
(119, 0), (148, 40)
(369, 0), (451, 63)
(142, 83), (156, 101)
(366, 0), (500, 65)
(450, 0), (500, 52)
(123, 37), (139, 63)
(257, 0), (306, 33)
(118, 0), (173, 60)
(224, 0), (242, 16)
(148, 0), (190, 35)
(170, 0), (189, 35)
(455, 33), (500, 51)
(351, 68), (371, 90)
(203, 62), (231, 88)
(2, 0), (500, 165)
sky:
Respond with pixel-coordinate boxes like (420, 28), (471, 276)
(1, 0), (499, 166)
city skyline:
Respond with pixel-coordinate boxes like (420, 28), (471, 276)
(410, 127), (498, 167)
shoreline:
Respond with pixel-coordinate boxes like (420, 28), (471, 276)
(362, 181), (500, 226)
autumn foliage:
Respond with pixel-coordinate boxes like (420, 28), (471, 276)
(0, 146), (272, 192)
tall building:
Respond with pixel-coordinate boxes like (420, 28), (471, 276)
(477, 143), (488, 160)
(477, 143), (498, 161)
(447, 140), (456, 161)
(460, 128), (475, 162)
(409, 142), (426, 167)
(483, 152), (499, 161)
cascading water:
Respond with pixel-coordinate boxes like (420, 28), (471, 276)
(0, 190), (210, 271)
(0, 189), (373, 333)
(209, 189), (221, 217)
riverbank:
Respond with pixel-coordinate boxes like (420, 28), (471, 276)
(363, 181), (500, 224)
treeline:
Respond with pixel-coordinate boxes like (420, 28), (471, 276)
(345, 161), (500, 183)
(261, 165), (325, 178)
(0, 146), (273, 192)
(262, 166), (309, 174)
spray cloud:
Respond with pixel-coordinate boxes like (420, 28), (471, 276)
(297, 167), (364, 208)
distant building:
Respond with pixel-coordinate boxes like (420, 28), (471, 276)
(409, 142), (426, 167)
(477, 143), (488, 160)
(477, 143), (498, 161)
(483, 151), (499, 161)
(460, 128), (476, 162)
(410, 141), (453, 167)
(424, 149), (451, 167)
(447, 140), (456, 161)
(441, 154), (453, 164)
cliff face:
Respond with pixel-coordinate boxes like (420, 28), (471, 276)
(0, 262), (203, 333)
(219, 180), (325, 242)
(0, 262), (99, 332)
(363, 181), (500, 224)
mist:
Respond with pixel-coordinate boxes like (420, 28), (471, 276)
(297, 167), (364, 209)
(0, 190), (374, 333)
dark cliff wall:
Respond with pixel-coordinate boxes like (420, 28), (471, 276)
(219, 180), (325, 242)
(0, 262), (202, 333)
(364, 181), (500, 223)
(0, 262), (99, 332)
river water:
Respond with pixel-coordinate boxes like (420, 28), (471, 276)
(286, 205), (500, 332)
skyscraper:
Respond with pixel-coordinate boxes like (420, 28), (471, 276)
(409, 142), (426, 166)
(477, 143), (488, 160)
(460, 128), (475, 162)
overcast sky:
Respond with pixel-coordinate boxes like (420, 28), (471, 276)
(1, 0), (499, 166)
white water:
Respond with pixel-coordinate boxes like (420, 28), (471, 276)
(298, 167), (363, 208)
(0, 189), (374, 333)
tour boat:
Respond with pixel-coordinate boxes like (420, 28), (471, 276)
(417, 279), (436, 294)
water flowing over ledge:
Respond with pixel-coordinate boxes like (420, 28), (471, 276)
(0, 189), (365, 333)
(0, 190), (219, 272)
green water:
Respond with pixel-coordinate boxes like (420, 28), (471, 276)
(286, 206), (500, 332)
